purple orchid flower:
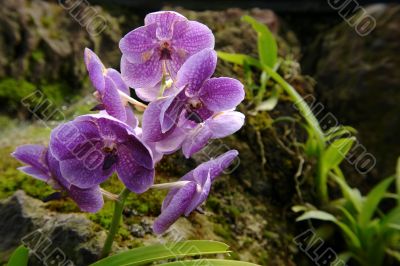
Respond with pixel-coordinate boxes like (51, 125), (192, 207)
(119, 11), (215, 90)
(152, 150), (239, 234)
(84, 48), (138, 127)
(12, 144), (104, 212)
(156, 111), (245, 158)
(142, 48), (245, 143)
(49, 113), (155, 194)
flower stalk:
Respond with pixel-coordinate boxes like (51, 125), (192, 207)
(117, 90), (147, 110)
(101, 187), (131, 258)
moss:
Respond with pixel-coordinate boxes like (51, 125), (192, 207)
(0, 78), (73, 118)
(213, 223), (233, 240)
(0, 78), (37, 112)
(31, 50), (45, 63)
(0, 115), (16, 129)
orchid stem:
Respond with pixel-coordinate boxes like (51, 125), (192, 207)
(118, 90), (147, 109)
(151, 181), (191, 190)
(101, 187), (130, 258)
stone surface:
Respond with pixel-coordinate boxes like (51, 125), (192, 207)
(0, 190), (106, 265)
(306, 4), (400, 183)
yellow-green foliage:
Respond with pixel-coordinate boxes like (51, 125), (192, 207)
(0, 78), (72, 118)
(0, 78), (36, 110)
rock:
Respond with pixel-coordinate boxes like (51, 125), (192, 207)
(0, 190), (106, 265)
(175, 7), (301, 77)
(0, 0), (132, 116)
(128, 224), (145, 238)
(306, 4), (400, 183)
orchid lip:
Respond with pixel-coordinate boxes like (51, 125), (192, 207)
(159, 41), (172, 60)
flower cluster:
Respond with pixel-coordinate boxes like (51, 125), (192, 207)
(12, 11), (245, 234)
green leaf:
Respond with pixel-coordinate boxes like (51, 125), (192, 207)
(242, 15), (278, 68)
(337, 206), (357, 232)
(322, 138), (355, 177)
(296, 210), (361, 248)
(90, 241), (230, 266)
(359, 177), (394, 226)
(296, 210), (337, 222)
(324, 126), (357, 141)
(7, 245), (29, 266)
(156, 259), (260, 266)
(255, 85), (280, 111)
(396, 157), (400, 203)
(331, 174), (363, 212)
(216, 52), (259, 67)
(386, 249), (400, 262)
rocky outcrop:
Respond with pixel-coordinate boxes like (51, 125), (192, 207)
(307, 4), (400, 183)
(0, 190), (106, 265)
(0, 0), (123, 84)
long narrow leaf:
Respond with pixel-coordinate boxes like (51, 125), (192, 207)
(7, 245), (29, 266)
(296, 210), (361, 248)
(242, 15), (277, 68)
(296, 210), (337, 222)
(91, 241), (230, 266)
(331, 173), (363, 212)
(216, 51), (259, 66)
(359, 178), (394, 226)
(156, 259), (260, 266)
(396, 157), (400, 203)
(322, 138), (355, 177)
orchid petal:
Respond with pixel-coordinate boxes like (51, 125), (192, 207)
(144, 11), (186, 39)
(84, 48), (105, 94)
(106, 68), (129, 95)
(68, 185), (104, 213)
(173, 20), (215, 55)
(208, 111), (245, 138)
(119, 24), (158, 63)
(176, 49), (217, 96)
(103, 76), (127, 122)
(182, 125), (213, 158)
(200, 77), (244, 112)
(116, 143), (155, 194)
(121, 54), (162, 89)
(153, 182), (196, 234)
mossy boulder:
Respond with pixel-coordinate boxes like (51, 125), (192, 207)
(0, 0), (133, 116)
(0, 191), (106, 265)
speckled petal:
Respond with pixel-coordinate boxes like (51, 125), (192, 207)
(58, 155), (112, 189)
(199, 77), (244, 112)
(182, 125), (213, 158)
(12, 145), (50, 181)
(144, 11), (187, 39)
(125, 106), (138, 128)
(175, 49), (217, 96)
(119, 23), (158, 63)
(116, 143), (155, 193)
(134, 84), (161, 102)
(121, 54), (163, 89)
(142, 99), (174, 142)
(68, 185), (104, 213)
(159, 89), (186, 133)
(184, 172), (211, 216)
(153, 182), (197, 234)
(103, 76), (127, 122)
(106, 68), (130, 95)
(208, 111), (245, 138)
(173, 20), (215, 55)
(50, 120), (101, 161)
(84, 48), (105, 94)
